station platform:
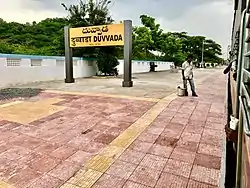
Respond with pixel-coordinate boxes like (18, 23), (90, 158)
(0, 69), (226, 188)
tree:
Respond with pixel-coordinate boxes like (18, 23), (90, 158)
(0, 13), (224, 67)
(66, 0), (118, 74)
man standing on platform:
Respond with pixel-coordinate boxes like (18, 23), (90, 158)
(182, 54), (198, 97)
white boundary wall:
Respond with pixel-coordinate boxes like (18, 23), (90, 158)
(0, 54), (173, 87)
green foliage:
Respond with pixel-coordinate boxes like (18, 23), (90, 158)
(67, 0), (118, 74)
(96, 47), (119, 75)
(0, 3), (223, 71)
(133, 16), (223, 65)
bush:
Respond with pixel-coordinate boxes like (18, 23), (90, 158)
(96, 53), (119, 75)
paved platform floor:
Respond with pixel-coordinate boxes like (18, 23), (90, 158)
(0, 68), (226, 188)
(14, 68), (220, 99)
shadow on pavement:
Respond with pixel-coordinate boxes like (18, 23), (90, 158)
(0, 88), (43, 100)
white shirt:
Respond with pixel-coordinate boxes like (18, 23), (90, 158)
(182, 61), (193, 79)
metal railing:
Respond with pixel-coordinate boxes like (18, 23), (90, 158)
(235, 2), (250, 186)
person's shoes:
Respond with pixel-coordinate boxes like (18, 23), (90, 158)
(192, 93), (198, 97)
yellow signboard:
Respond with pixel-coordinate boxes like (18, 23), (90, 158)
(69, 23), (124, 47)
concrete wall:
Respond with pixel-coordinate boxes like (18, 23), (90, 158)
(0, 54), (173, 87)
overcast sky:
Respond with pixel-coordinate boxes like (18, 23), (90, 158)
(1, 0), (234, 57)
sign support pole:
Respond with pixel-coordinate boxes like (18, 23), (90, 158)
(64, 26), (75, 83)
(122, 20), (133, 87)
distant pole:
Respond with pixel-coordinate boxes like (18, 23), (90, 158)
(201, 40), (204, 66)
(227, 45), (231, 60)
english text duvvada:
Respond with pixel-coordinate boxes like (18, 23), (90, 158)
(71, 34), (123, 46)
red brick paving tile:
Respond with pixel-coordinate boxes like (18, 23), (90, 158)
(106, 160), (137, 179)
(48, 161), (81, 181)
(174, 113), (192, 119)
(140, 154), (167, 171)
(190, 115), (207, 122)
(92, 174), (126, 188)
(117, 121), (132, 130)
(80, 141), (106, 154)
(180, 132), (201, 143)
(155, 172), (188, 188)
(148, 144), (173, 158)
(155, 136), (179, 147)
(35, 142), (61, 155)
(1, 130), (19, 141)
(161, 128), (183, 139)
(66, 150), (95, 166)
(160, 109), (177, 117)
(49, 129), (80, 145)
(137, 132), (159, 143)
(17, 151), (42, 166)
(129, 140), (153, 153)
(50, 145), (77, 160)
(82, 130), (102, 140)
(205, 122), (224, 130)
(0, 122), (22, 131)
(107, 113), (132, 122)
(206, 117), (224, 124)
(93, 124), (111, 132)
(207, 112), (224, 118)
(28, 174), (63, 188)
(165, 105), (182, 112)
(129, 166), (161, 187)
(178, 106), (195, 113)
(8, 166), (41, 188)
(0, 158), (10, 176)
(123, 181), (151, 188)
(0, 146), (31, 161)
(29, 155), (61, 173)
(7, 134), (28, 145)
(187, 179), (218, 188)
(106, 127), (123, 137)
(200, 135), (222, 147)
(190, 165), (220, 186)
(154, 115), (173, 124)
(0, 143), (9, 154)
(99, 119), (123, 127)
(203, 128), (224, 139)
(94, 133), (116, 144)
(170, 116), (189, 125)
(170, 148), (196, 164)
(184, 124), (204, 134)
(194, 153), (221, 170)
(187, 120), (205, 127)
(10, 135), (44, 150)
(146, 127), (164, 135)
(1, 161), (28, 181)
(163, 159), (192, 178)
(198, 143), (221, 157)
(164, 123), (185, 131)
(67, 135), (91, 149)
(119, 149), (145, 165)
(175, 140), (199, 152)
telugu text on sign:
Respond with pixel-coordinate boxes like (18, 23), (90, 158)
(69, 23), (124, 47)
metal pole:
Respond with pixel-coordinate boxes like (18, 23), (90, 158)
(64, 26), (75, 83)
(122, 20), (133, 87)
(236, 100), (243, 188)
(235, 9), (247, 188)
(235, 9), (247, 118)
